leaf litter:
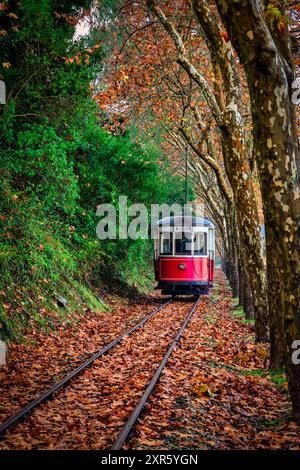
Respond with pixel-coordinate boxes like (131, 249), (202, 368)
(0, 270), (299, 449)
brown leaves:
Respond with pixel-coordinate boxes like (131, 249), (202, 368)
(54, 11), (79, 26)
(138, 438), (165, 447)
(0, 295), (192, 449)
(127, 271), (300, 450)
(1, 271), (300, 450)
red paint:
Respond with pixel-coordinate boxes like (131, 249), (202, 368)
(208, 259), (214, 282)
(158, 257), (209, 282)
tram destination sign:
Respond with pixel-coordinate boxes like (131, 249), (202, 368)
(174, 226), (192, 232)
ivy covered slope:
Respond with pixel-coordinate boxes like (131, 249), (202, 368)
(0, 0), (187, 341)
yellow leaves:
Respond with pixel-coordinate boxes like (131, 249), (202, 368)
(7, 12), (18, 19)
(116, 69), (130, 83)
(2, 61), (11, 69)
(193, 383), (212, 398)
(277, 21), (287, 32)
(0, 30), (8, 37)
(265, 3), (289, 32)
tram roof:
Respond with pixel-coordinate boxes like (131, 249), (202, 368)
(157, 216), (214, 228)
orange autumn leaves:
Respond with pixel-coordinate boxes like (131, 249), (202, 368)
(1, 271), (300, 450)
(64, 42), (101, 66)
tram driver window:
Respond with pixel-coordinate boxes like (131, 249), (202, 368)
(160, 233), (173, 255)
(175, 232), (192, 255)
(194, 232), (207, 255)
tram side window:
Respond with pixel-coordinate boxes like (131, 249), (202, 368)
(175, 232), (192, 255)
(194, 232), (207, 255)
(160, 233), (173, 255)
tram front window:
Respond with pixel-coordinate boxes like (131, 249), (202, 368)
(160, 233), (173, 255)
(194, 232), (207, 255)
(175, 232), (192, 255)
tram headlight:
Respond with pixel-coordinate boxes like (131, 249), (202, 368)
(179, 263), (186, 270)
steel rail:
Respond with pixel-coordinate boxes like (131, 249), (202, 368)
(0, 299), (172, 438)
(111, 297), (201, 450)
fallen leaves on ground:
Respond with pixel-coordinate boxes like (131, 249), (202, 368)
(127, 271), (300, 450)
(0, 292), (162, 424)
(1, 270), (300, 449)
(0, 296), (194, 449)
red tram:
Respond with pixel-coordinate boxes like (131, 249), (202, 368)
(154, 216), (215, 297)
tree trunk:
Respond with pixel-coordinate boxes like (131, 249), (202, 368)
(148, 0), (269, 342)
(230, 241), (239, 298)
(216, 0), (300, 422)
(238, 256), (244, 307)
(238, 241), (255, 319)
(222, 132), (269, 341)
(226, 211), (239, 296)
(242, 266), (255, 320)
(191, 0), (269, 340)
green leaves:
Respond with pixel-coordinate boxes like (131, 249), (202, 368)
(0, 0), (190, 341)
(265, 3), (290, 32)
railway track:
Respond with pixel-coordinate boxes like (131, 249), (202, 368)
(0, 297), (200, 449)
(111, 297), (200, 449)
(0, 299), (171, 438)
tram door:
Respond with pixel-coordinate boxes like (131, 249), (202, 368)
(208, 228), (215, 283)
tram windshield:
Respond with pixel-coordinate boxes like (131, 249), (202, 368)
(159, 231), (208, 255)
(194, 232), (207, 255)
(160, 233), (173, 255)
(175, 232), (192, 255)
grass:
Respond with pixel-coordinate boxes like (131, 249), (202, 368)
(241, 318), (255, 324)
(239, 368), (287, 389)
(203, 315), (216, 324)
(231, 305), (255, 324)
(232, 306), (244, 318)
(0, 272), (110, 343)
